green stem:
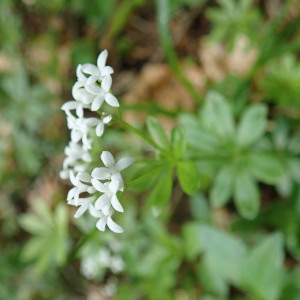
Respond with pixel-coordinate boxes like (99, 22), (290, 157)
(155, 0), (203, 105)
(116, 118), (163, 151)
(67, 227), (98, 264)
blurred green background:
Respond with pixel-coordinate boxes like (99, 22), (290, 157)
(1, 0), (300, 299)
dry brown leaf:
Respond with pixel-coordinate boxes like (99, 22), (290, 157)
(198, 35), (258, 81)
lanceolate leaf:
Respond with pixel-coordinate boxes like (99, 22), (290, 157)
(201, 91), (235, 139)
(248, 152), (284, 184)
(146, 116), (169, 150)
(177, 160), (200, 195)
(234, 168), (260, 219)
(237, 104), (267, 147)
(170, 126), (186, 159)
(239, 233), (285, 300)
(210, 164), (235, 208)
(148, 166), (173, 210)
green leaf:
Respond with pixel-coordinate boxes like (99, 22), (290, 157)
(146, 116), (169, 150)
(198, 258), (229, 297)
(201, 91), (235, 139)
(182, 223), (203, 261)
(240, 233), (285, 300)
(19, 214), (51, 235)
(148, 167), (173, 211)
(170, 126), (186, 159)
(185, 223), (247, 284)
(210, 164), (235, 208)
(234, 169), (260, 219)
(179, 113), (222, 153)
(237, 104), (267, 147)
(177, 160), (199, 195)
(248, 152), (284, 184)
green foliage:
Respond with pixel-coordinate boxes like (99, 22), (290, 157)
(180, 92), (284, 219)
(19, 201), (70, 273)
(260, 55), (300, 109)
(206, 0), (261, 45)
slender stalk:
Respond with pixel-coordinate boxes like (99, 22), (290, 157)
(155, 0), (203, 105)
(116, 118), (162, 151)
(67, 227), (98, 264)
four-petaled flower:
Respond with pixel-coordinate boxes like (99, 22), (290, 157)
(92, 151), (135, 191)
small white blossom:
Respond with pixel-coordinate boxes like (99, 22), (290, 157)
(60, 141), (91, 179)
(67, 115), (100, 150)
(92, 178), (124, 213)
(61, 100), (88, 118)
(92, 151), (135, 191)
(85, 75), (119, 111)
(81, 49), (114, 81)
(96, 210), (124, 233)
(67, 172), (95, 205)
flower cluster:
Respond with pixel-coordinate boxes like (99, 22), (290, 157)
(60, 50), (134, 233)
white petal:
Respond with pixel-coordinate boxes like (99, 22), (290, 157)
(101, 75), (112, 92)
(86, 75), (98, 86)
(96, 217), (107, 231)
(76, 64), (86, 82)
(61, 101), (79, 111)
(89, 204), (102, 218)
(81, 63), (99, 76)
(91, 167), (111, 180)
(107, 217), (124, 233)
(109, 178), (119, 193)
(95, 194), (111, 210)
(97, 50), (108, 70)
(103, 115), (112, 124)
(60, 169), (70, 180)
(111, 173), (124, 191)
(102, 204), (111, 215)
(74, 204), (88, 218)
(116, 157), (135, 171)
(111, 194), (124, 212)
(91, 178), (109, 193)
(105, 93), (119, 107)
(91, 95), (104, 111)
(85, 83), (102, 95)
(87, 186), (96, 194)
(85, 117), (99, 127)
(95, 122), (104, 137)
(67, 187), (77, 201)
(76, 105), (84, 118)
(70, 171), (78, 186)
(71, 130), (81, 143)
(77, 172), (91, 182)
(101, 66), (114, 76)
(101, 151), (115, 167)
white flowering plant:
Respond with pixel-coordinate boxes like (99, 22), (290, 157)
(61, 50), (135, 234)
(7, 0), (300, 299)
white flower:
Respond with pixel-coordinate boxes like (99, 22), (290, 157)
(95, 114), (112, 137)
(81, 49), (114, 81)
(67, 172), (95, 205)
(92, 178), (124, 213)
(92, 151), (135, 191)
(61, 100), (88, 118)
(71, 196), (97, 218)
(85, 75), (119, 111)
(60, 142), (91, 179)
(67, 115), (100, 150)
(72, 83), (94, 106)
(95, 209), (124, 233)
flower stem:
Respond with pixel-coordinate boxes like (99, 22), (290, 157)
(155, 0), (203, 105)
(116, 118), (163, 151)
